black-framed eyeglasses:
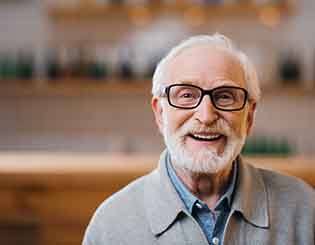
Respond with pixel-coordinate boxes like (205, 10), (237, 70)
(163, 84), (248, 111)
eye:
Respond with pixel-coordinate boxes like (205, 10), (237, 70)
(179, 91), (195, 98)
(176, 89), (199, 99)
(217, 92), (234, 100)
(169, 85), (201, 106)
(213, 90), (235, 105)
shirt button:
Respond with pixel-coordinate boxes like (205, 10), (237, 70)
(196, 203), (203, 209)
(212, 237), (220, 245)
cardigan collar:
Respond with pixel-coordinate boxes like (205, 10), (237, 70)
(144, 150), (269, 236)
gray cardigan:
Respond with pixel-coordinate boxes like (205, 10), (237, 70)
(83, 151), (315, 245)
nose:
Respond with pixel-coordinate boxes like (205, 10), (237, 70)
(195, 95), (219, 124)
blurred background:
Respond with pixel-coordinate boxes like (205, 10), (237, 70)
(0, 0), (314, 244)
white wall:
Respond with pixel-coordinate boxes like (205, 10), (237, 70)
(0, 92), (314, 155)
(0, 0), (314, 155)
(0, 0), (49, 49)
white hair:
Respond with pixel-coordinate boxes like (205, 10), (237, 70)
(152, 33), (261, 103)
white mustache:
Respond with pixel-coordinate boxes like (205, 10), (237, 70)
(176, 119), (232, 139)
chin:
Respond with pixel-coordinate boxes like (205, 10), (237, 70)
(162, 111), (247, 175)
(164, 129), (246, 175)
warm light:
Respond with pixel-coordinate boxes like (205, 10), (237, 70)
(128, 6), (152, 27)
(259, 6), (281, 28)
(183, 5), (207, 27)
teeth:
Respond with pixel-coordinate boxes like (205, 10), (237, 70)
(192, 133), (221, 140)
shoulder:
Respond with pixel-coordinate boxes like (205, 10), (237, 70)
(254, 164), (315, 235)
(259, 166), (314, 195)
(83, 171), (156, 244)
(91, 172), (151, 222)
(252, 163), (315, 208)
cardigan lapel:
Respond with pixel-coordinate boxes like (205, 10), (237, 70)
(223, 157), (270, 244)
(231, 157), (269, 228)
(144, 150), (209, 245)
(144, 150), (184, 236)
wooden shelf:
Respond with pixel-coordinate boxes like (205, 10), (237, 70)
(0, 152), (314, 188)
(0, 152), (314, 245)
(0, 79), (314, 98)
(0, 79), (152, 97)
(47, 2), (292, 21)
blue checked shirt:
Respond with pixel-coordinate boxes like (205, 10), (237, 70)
(166, 155), (237, 245)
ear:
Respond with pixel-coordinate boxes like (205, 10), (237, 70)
(151, 96), (164, 134)
(246, 102), (257, 136)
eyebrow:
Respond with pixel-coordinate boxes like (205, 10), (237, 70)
(172, 79), (240, 88)
(173, 80), (197, 85)
(211, 79), (239, 87)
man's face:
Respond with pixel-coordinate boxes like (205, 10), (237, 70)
(152, 45), (256, 174)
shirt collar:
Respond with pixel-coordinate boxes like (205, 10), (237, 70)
(143, 150), (269, 236)
(166, 153), (198, 213)
(166, 153), (238, 214)
(216, 160), (238, 210)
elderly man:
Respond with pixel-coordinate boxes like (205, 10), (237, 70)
(83, 34), (315, 245)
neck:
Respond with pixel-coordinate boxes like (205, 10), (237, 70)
(173, 162), (234, 209)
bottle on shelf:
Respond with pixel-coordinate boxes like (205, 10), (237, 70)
(278, 50), (302, 85)
(45, 49), (62, 81)
(117, 44), (135, 81)
(0, 54), (7, 80)
(242, 136), (293, 156)
(86, 45), (108, 80)
(16, 50), (35, 80)
(73, 45), (89, 79)
(87, 61), (107, 80)
(0, 53), (18, 81)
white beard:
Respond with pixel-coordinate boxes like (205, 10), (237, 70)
(162, 113), (246, 174)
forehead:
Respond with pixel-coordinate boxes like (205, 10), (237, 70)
(166, 45), (246, 88)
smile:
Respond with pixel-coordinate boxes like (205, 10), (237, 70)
(189, 133), (223, 142)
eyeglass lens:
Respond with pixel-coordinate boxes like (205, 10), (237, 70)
(168, 85), (246, 110)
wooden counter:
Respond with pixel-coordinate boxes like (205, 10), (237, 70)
(0, 153), (314, 245)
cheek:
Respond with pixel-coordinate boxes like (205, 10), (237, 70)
(163, 108), (194, 133)
(222, 112), (248, 137)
